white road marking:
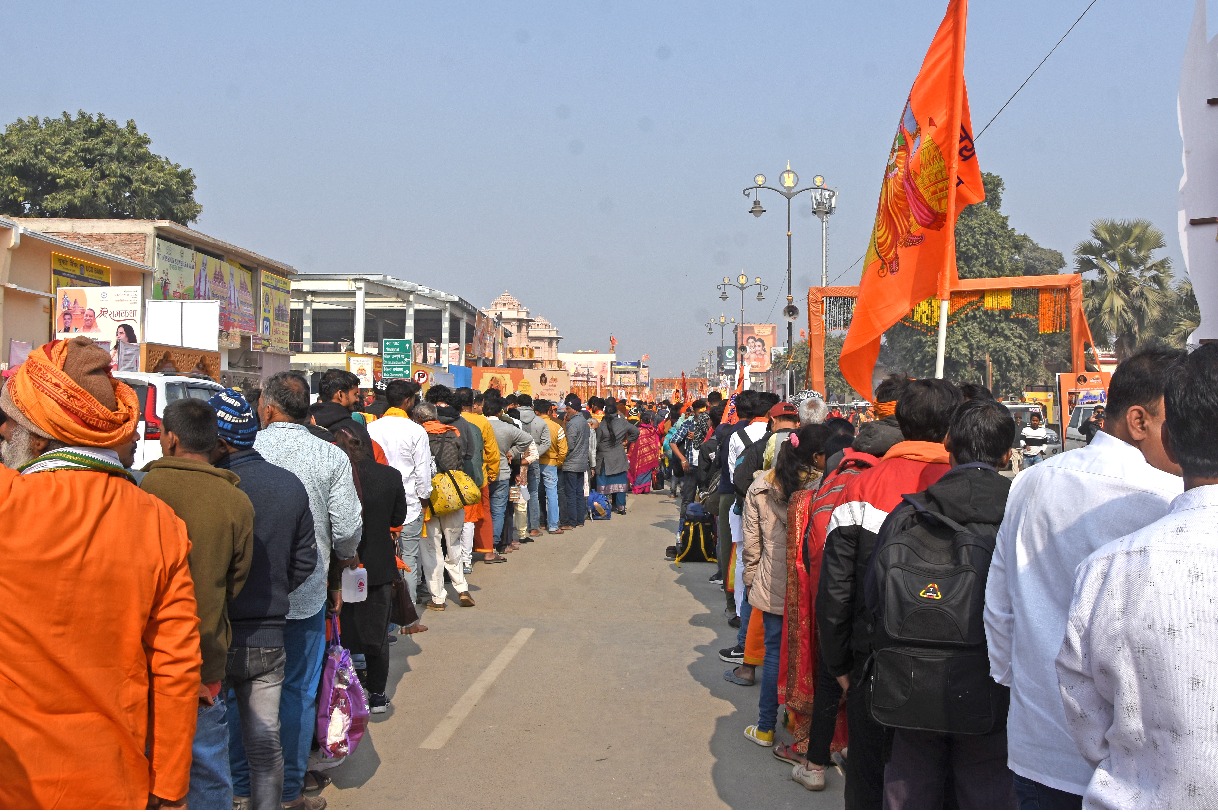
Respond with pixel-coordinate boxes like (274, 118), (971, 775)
(571, 537), (607, 575)
(419, 627), (535, 750)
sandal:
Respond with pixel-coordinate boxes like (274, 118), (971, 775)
(402, 622), (429, 634)
(773, 743), (806, 767)
(483, 554), (508, 563)
(303, 770), (332, 793)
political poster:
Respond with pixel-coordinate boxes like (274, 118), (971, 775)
(739, 324), (777, 373)
(54, 286), (142, 370)
(259, 272), (291, 352)
(153, 239), (196, 300)
(470, 367), (571, 401)
(51, 252), (110, 290)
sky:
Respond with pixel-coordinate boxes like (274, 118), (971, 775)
(4, 0), (1203, 375)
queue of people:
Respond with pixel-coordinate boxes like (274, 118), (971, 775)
(686, 345), (1218, 810)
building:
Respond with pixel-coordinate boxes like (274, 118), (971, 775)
(289, 273), (487, 378)
(5, 218), (296, 389)
(484, 291), (563, 370)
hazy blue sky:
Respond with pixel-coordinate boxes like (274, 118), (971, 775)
(4, 1), (1200, 375)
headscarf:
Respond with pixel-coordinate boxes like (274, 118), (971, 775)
(872, 400), (897, 420)
(0, 337), (138, 447)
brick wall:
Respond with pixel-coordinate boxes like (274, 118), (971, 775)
(46, 232), (147, 263)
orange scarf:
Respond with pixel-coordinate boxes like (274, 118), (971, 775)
(423, 420), (458, 437)
(882, 440), (949, 465)
(2, 340), (138, 446)
(873, 400), (897, 419)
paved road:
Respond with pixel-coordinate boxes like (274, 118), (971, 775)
(322, 489), (845, 809)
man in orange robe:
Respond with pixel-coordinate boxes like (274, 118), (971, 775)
(0, 337), (201, 809)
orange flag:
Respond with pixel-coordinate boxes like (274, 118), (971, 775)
(839, 0), (984, 400)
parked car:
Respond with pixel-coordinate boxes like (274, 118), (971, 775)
(113, 372), (225, 469)
(1064, 403), (1103, 451)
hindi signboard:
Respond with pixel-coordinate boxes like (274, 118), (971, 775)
(382, 338), (413, 380)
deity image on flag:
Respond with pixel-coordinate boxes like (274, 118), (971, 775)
(867, 99), (952, 278)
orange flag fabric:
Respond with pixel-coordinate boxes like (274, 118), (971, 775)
(839, 0), (984, 401)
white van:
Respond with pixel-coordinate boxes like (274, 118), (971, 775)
(113, 372), (225, 468)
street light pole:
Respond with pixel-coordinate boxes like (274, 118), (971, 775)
(718, 272), (766, 387)
(744, 164), (837, 396)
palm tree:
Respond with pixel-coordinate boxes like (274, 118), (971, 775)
(1164, 279), (1201, 348)
(1075, 219), (1174, 360)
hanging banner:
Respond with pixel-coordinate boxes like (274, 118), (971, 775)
(51, 252), (110, 290)
(234, 264), (256, 334)
(153, 239), (196, 300)
(471, 367), (571, 401)
(259, 272), (291, 352)
(739, 324), (777, 373)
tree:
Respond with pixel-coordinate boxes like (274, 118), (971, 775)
(1075, 219), (1173, 360)
(1162, 279), (1200, 348)
(0, 111), (201, 224)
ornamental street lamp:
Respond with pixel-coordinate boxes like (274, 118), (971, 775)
(718, 272), (766, 379)
(744, 163), (838, 395)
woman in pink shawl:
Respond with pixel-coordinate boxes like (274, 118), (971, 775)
(627, 415), (662, 494)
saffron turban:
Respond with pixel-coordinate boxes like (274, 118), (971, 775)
(0, 337), (139, 447)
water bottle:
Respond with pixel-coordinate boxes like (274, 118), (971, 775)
(341, 566), (368, 603)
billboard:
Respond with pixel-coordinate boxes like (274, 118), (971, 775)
(153, 239), (196, 300)
(51, 252), (110, 290)
(739, 323), (777, 373)
(54, 286), (142, 371)
(718, 345), (737, 373)
(471, 367), (572, 401)
(259, 272), (291, 352)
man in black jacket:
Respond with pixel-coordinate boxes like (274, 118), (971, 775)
(310, 369), (377, 453)
(209, 389), (317, 810)
(864, 396), (1017, 809)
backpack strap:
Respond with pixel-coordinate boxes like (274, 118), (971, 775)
(901, 495), (969, 535)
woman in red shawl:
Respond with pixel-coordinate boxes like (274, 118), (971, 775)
(627, 414), (662, 493)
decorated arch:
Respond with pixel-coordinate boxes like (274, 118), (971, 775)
(806, 273), (1096, 397)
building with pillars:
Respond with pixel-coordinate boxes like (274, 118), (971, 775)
(485, 291), (564, 370)
(289, 273), (483, 374)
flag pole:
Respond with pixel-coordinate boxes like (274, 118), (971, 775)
(934, 0), (969, 380)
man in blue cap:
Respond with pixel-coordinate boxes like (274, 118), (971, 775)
(209, 389), (320, 810)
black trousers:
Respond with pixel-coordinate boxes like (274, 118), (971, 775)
(341, 583), (392, 694)
(806, 650), (845, 766)
(884, 727), (1016, 809)
(845, 662), (887, 810)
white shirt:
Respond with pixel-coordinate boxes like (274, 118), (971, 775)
(367, 414), (433, 524)
(726, 420), (769, 484)
(1020, 424), (1049, 457)
(1057, 485), (1218, 810)
(984, 430), (1181, 795)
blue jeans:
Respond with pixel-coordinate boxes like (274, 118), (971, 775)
(188, 694), (231, 809)
(489, 478), (510, 545)
(1012, 774), (1083, 810)
(527, 461), (541, 531)
(757, 610), (784, 733)
(396, 515), (424, 604)
(280, 609), (326, 803)
(560, 470), (586, 527)
(541, 464), (560, 531)
(227, 645), (287, 808)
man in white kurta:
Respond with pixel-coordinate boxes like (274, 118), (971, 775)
(1057, 344), (1218, 810)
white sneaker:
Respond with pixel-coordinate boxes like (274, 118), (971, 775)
(307, 752), (345, 772)
(792, 762), (826, 791)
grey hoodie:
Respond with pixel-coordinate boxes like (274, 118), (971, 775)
(517, 407), (552, 458)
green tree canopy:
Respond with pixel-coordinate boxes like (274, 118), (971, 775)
(0, 111), (201, 224)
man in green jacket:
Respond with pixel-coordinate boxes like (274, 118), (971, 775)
(142, 397), (254, 809)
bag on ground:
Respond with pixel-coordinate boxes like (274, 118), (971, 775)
(675, 502), (717, 564)
(317, 614), (370, 759)
(588, 491), (611, 520)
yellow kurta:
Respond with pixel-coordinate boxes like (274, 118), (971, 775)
(0, 466), (201, 809)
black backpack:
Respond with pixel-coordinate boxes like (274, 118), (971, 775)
(863, 493), (1007, 735)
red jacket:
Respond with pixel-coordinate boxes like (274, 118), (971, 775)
(815, 441), (951, 677)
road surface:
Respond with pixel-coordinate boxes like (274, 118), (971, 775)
(321, 489), (845, 809)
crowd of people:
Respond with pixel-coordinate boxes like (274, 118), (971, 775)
(2, 333), (1217, 810)
(0, 342), (678, 810)
(668, 346), (1218, 809)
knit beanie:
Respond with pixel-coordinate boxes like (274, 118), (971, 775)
(209, 388), (258, 449)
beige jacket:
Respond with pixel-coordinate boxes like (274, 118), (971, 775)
(742, 470), (790, 615)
